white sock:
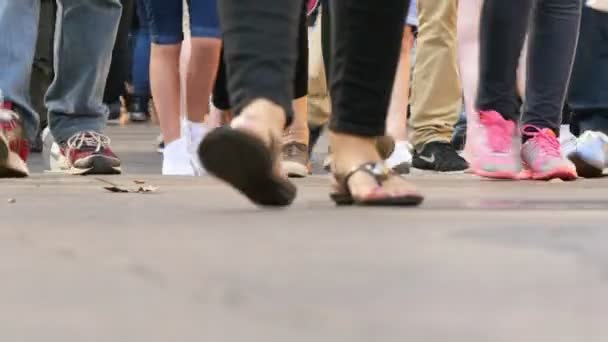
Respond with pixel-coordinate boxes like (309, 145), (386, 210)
(188, 120), (209, 146)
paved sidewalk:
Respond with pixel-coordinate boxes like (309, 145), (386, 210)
(1, 125), (607, 341)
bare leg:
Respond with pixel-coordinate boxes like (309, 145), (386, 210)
(150, 43), (182, 144)
(386, 26), (414, 142)
(186, 37), (221, 123)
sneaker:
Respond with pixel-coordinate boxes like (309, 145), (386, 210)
(281, 142), (310, 178)
(0, 104), (29, 177)
(470, 110), (521, 179)
(521, 126), (577, 181)
(106, 101), (122, 125)
(385, 141), (412, 174)
(61, 131), (122, 175)
(452, 110), (467, 151)
(127, 95), (150, 123)
(156, 135), (165, 153)
(162, 137), (196, 176)
(565, 130), (608, 178)
(413, 141), (469, 172)
(187, 121), (209, 176)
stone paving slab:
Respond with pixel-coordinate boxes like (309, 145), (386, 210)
(1, 125), (607, 341)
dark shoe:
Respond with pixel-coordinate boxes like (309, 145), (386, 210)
(412, 141), (469, 172)
(281, 142), (310, 178)
(107, 101), (121, 125)
(0, 103), (29, 177)
(127, 95), (150, 123)
(61, 131), (122, 175)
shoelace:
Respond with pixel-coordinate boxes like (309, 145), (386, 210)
(66, 131), (111, 153)
(522, 125), (561, 157)
(479, 111), (513, 152)
(284, 143), (305, 158)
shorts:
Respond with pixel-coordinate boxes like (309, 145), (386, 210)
(143, 0), (220, 44)
(405, 0), (418, 28)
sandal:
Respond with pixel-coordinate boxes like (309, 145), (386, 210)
(330, 162), (423, 206)
(199, 126), (297, 206)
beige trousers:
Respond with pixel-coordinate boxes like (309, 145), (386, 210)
(410, 0), (461, 149)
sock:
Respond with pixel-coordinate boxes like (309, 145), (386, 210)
(188, 120), (208, 145)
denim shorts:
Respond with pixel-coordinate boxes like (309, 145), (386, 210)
(142, 0), (220, 44)
(405, 0), (418, 28)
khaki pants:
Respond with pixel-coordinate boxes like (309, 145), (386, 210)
(410, 0), (461, 149)
(307, 11), (331, 128)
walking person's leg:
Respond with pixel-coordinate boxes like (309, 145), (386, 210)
(0, 0), (39, 177)
(105, 0), (134, 124)
(46, 0), (123, 175)
(385, 1), (417, 174)
(327, 0), (422, 205)
(475, 0), (581, 181)
(409, 0), (468, 172)
(128, 0), (152, 122)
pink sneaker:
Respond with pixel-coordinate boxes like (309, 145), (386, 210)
(521, 125), (577, 181)
(471, 110), (521, 179)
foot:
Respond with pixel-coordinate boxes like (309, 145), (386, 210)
(0, 104), (29, 177)
(470, 110), (521, 179)
(127, 95), (150, 123)
(61, 131), (122, 175)
(106, 101), (122, 125)
(330, 132), (421, 201)
(281, 141), (310, 178)
(199, 99), (296, 206)
(162, 137), (196, 176)
(521, 126), (577, 181)
(412, 141), (469, 172)
(385, 140), (412, 174)
(564, 130), (608, 178)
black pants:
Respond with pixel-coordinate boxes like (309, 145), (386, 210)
(568, 6), (608, 135)
(477, 0), (582, 134)
(218, 0), (407, 136)
(212, 0), (308, 111)
(104, 0), (135, 105)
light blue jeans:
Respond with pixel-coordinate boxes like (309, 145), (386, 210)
(0, 0), (122, 143)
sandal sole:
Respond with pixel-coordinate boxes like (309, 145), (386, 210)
(199, 127), (297, 207)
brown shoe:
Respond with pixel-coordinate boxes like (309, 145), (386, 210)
(281, 142), (310, 178)
(0, 104), (29, 177)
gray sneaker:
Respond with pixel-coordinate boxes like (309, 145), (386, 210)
(281, 142), (310, 178)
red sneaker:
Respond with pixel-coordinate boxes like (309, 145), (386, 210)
(60, 131), (122, 175)
(0, 102), (29, 177)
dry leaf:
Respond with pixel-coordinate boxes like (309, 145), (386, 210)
(7, 198), (16, 204)
(134, 180), (146, 185)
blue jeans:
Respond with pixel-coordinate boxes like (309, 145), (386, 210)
(142, 0), (220, 44)
(132, 0), (151, 97)
(0, 0), (122, 143)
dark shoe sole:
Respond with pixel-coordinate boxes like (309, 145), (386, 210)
(72, 155), (122, 175)
(569, 152), (604, 178)
(199, 127), (297, 207)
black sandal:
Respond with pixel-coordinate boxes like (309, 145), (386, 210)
(198, 126), (297, 206)
(330, 162), (423, 206)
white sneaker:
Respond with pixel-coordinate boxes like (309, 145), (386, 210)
(42, 127), (68, 172)
(385, 141), (412, 174)
(566, 130), (608, 178)
(162, 137), (197, 176)
(187, 121), (209, 176)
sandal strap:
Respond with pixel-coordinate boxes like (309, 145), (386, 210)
(339, 162), (394, 189)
